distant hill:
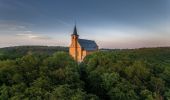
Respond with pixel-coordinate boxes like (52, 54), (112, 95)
(0, 45), (170, 60)
(0, 46), (68, 60)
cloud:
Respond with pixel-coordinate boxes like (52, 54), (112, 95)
(0, 21), (28, 33)
(16, 33), (51, 40)
(0, 20), (51, 40)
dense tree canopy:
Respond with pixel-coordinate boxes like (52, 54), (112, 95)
(0, 47), (170, 100)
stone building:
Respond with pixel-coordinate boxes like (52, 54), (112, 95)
(69, 26), (98, 62)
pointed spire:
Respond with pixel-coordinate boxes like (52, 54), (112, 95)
(72, 25), (78, 36)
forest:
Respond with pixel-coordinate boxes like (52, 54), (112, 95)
(0, 46), (170, 100)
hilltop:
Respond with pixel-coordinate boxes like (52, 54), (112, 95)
(0, 46), (68, 60)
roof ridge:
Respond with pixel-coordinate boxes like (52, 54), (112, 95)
(78, 39), (94, 41)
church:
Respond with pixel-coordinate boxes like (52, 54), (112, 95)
(69, 26), (98, 62)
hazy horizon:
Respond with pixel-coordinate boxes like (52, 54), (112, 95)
(0, 0), (170, 49)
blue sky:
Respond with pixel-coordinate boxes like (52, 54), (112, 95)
(0, 0), (169, 48)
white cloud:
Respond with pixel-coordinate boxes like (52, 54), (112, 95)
(0, 20), (51, 40)
(0, 22), (28, 33)
(16, 33), (51, 40)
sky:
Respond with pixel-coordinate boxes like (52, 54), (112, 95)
(0, 0), (170, 49)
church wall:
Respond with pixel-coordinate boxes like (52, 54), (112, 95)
(69, 41), (82, 62)
(70, 45), (98, 62)
(82, 50), (87, 60)
(69, 47), (76, 59)
(77, 46), (82, 62)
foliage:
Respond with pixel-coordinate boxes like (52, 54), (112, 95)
(0, 47), (170, 100)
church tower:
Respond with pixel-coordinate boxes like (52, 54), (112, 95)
(69, 25), (79, 62)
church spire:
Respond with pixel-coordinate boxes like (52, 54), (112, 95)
(72, 25), (78, 36)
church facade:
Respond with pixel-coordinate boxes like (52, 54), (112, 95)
(69, 26), (98, 62)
